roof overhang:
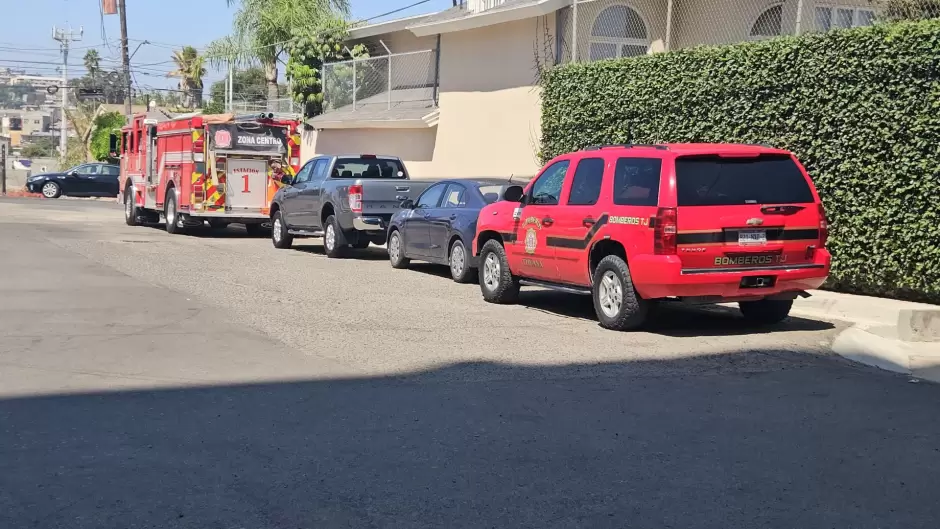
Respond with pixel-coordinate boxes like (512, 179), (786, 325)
(408, 0), (567, 37)
(348, 13), (437, 40)
(308, 109), (440, 130)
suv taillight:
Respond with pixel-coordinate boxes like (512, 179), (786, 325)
(818, 203), (829, 247)
(348, 184), (363, 213)
(654, 207), (677, 255)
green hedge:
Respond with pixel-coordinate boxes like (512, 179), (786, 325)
(541, 19), (940, 303)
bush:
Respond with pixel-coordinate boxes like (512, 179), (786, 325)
(540, 19), (940, 303)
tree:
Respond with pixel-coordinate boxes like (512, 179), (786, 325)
(879, 0), (940, 20)
(285, 19), (368, 118)
(204, 66), (268, 114)
(89, 111), (126, 162)
(168, 46), (207, 108)
(21, 139), (55, 159)
(211, 0), (350, 110)
(83, 49), (101, 78)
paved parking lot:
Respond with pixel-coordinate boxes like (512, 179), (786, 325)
(2, 197), (939, 529)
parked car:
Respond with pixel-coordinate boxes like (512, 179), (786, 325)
(473, 143), (831, 331)
(26, 163), (121, 199)
(387, 178), (525, 283)
(269, 154), (434, 256)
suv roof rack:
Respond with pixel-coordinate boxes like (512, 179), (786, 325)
(582, 143), (668, 151)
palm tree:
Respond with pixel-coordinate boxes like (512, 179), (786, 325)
(168, 46), (207, 109)
(210, 0), (350, 110)
(83, 49), (101, 78)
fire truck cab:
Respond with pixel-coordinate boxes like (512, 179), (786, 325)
(117, 111), (301, 235)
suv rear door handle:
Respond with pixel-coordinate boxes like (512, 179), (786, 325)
(583, 217), (596, 227)
(542, 217), (554, 227)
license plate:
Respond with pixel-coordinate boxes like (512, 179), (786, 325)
(738, 230), (767, 246)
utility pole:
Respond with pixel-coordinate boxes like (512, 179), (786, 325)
(53, 25), (82, 158)
(119, 0), (132, 118)
(1, 144), (7, 196)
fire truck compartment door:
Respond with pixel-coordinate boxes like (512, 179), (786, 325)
(226, 158), (268, 211)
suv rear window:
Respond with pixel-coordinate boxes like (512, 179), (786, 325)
(332, 157), (405, 179)
(675, 154), (814, 206)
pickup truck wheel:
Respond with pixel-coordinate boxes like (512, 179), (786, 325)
(449, 239), (475, 284)
(271, 211), (293, 249)
(739, 299), (793, 325)
(592, 255), (647, 331)
(164, 192), (184, 235)
(123, 187), (138, 226)
(479, 240), (519, 304)
(323, 215), (346, 258)
(388, 229), (409, 269)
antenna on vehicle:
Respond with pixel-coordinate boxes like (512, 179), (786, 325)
(509, 173), (514, 183)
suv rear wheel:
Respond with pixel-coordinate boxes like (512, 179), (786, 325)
(479, 240), (519, 304)
(592, 255), (647, 331)
(739, 299), (793, 325)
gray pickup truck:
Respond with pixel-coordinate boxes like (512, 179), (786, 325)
(269, 154), (434, 257)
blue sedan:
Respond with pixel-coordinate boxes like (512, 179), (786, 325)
(387, 178), (521, 283)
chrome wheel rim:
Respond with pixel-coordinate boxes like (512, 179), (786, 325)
(124, 191), (132, 219)
(389, 233), (401, 262)
(273, 217), (282, 243)
(451, 244), (465, 277)
(325, 224), (335, 251)
(166, 197), (176, 226)
(41, 182), (57, 198)
(598, 271), (624, 318)
(482, 253), (500, 291)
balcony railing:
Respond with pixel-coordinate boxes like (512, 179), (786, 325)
(321, 49), (438, 114)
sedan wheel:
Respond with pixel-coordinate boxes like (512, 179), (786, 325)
(41, 182), (60, 199)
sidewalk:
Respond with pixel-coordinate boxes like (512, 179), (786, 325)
(790, 290), (940, 382)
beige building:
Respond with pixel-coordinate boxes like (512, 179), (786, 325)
(302, 0), (881, 179)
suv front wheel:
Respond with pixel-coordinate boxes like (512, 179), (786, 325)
(592, 255), (647, 331)
(479, 240), (519, 304)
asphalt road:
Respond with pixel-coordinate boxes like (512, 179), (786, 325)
(1, 197), (938, 529)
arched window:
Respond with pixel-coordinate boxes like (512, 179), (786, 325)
(589, 4), (650, 61)
(750, 4), (783, 38)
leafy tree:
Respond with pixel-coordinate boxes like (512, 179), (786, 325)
(21, 139), (55, 159)
(75, 69), (126, 105)
(89, 111), (126, 162)
(204, 66), (269, 114)
(285, 19), (368, 118)
(83, 49), (101, 78)
(878, 0), (940, 20)
(211, 0), (350, 110)
(168, 46), (207, 108)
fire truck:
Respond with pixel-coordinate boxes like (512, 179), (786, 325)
(115, 112), (302, 234)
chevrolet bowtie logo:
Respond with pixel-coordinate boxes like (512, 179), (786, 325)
(746, 218), (764, 226)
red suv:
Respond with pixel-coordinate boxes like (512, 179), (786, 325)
(473, 143), (831, 331)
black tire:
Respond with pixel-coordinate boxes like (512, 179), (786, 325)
(271, 211), (293, 249)
(244, 223), (262, 236)
(592, 255), (648, 331)
(387, 229), (409, 269)
(164, 190), (184, 235)
(449, 239), (475, 284)
(478, 239), (519, 304)
(40, 181), (61, 199)
(322, 215), (346, 258)
(123, 187), (138, 226)
(739, 299), (793, 325)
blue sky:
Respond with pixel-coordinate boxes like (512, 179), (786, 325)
(1, 0), (452, 92)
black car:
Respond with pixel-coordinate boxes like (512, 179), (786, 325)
(387, 178), (523, 283)
(26, 163), (121, 199)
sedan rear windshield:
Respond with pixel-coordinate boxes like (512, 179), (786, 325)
(675, 154), (815, 206)
(332, 157), (405, 179)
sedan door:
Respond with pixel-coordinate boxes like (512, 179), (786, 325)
(427, 183), (467, 262)
(403, 183), (446, 257)
(94, 165), (121, 196)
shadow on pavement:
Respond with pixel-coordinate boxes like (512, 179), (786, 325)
(291, 243), (390, 261)
(1, 353), (937, 529)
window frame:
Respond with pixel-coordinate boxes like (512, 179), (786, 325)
(565, 157), (606, 206)
(588, 3), (651, 61)
(814, 5), (877, 32)
(415, 182), (448, 209)
(292, 159), (317, 185)
(612, 156), (663, 207)
(441, 183), (468, 209)
(749, 3), (784, 40)
(527, 159), (571, 206)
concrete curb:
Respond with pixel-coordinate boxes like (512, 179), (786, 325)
(790, 291), (940, 382)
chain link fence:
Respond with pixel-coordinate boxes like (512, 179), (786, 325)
(321, 49), (438, 114)
(556, 0), (940, 63)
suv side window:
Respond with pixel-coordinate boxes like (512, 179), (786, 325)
(528, 160), (569, 206)
(293, 160), (316, 185)
(566, 158), (604, 206)
(613, 157), (662, 207)
(416, 183), (446, 209)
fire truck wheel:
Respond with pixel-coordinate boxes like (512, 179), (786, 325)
(323, 215), (346, 258)
(164, 192), (184, 235)
(123, 188), (138, 226)
(271, 211), (293, 249)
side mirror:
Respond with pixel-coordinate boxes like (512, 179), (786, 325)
(502, 185), (524, 203)
(108, 133), (119, 157)
(400, 198), (415, 209)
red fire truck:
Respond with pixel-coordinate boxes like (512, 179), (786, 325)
(116, 112), (302, 234)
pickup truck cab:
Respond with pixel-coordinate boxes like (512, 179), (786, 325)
(269, 154), (433, 257)
(473, 143), (831, 331)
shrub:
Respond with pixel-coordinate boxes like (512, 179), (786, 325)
(540, 19), (940, 303)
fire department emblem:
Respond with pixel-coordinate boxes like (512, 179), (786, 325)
(214, 129), (232, 149)
(521, 216), (542, 255)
